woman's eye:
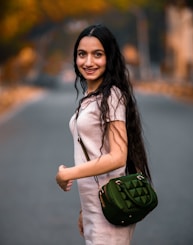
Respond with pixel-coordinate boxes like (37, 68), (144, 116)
(78, 52), (85, 57)
(95, 52), (102, 57)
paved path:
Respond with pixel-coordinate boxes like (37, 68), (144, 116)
(0, 85), (193, 245)
(132, 94), (193, 245)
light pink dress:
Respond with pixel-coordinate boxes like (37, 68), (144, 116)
(69, 86), (135, 245)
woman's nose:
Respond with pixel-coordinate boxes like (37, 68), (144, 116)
(85, 55), (93, 66)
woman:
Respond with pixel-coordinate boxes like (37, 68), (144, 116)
(56, 24), (151, 245)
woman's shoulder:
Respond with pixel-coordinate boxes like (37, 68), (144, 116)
(109, 86), (124, 102)
(110, 86), (122, 96)
(107, 86), (126, 121)
(95, 86), (123, 103)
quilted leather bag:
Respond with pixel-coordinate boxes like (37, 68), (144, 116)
(98, 173), (158, 226)
(78, 136), (158, 226)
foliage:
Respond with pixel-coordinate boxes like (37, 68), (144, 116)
(107, 0), (166, 10)
(0, 0), (192, 64)
(0, 0), (108, 63)
(107, 0), (193, 10)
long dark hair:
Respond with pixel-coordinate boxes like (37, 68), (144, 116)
(73, 24), (151, 181)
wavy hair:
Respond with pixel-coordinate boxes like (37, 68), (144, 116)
(73, 24), (151, 181)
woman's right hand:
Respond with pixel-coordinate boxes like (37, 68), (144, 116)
(56, 165), (73, 191)
(78, 210), (84, 237)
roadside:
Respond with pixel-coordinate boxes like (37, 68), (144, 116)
(0, 80), (193, 118)
(133, 81), (193, 104)
(0, 85), (44, 116)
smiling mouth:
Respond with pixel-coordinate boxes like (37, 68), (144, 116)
(84, 68), (97, 74)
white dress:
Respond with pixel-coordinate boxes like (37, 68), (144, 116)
(69, 86), (135, 245)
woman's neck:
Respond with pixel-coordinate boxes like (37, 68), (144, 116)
(86, 80), (102, 94)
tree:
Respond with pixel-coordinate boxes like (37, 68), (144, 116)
(0, 0), (192, 64)
(0, 0), (108, 63)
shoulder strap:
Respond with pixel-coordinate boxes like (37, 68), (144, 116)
(78, 136), (90, 161)
(77, 136), (100, 189)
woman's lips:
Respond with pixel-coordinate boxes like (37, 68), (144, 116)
(84, 68), (97, 74)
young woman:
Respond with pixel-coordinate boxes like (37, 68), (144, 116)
(56, 24), (151, 245)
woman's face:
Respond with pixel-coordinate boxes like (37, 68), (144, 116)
(76, 36), (106, 90)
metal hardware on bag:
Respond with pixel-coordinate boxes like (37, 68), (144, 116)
(137, 175), (144, 181)
(99, 191), (105, 208)
(115, 180), (122, 185)
(121, 216), (132, 225)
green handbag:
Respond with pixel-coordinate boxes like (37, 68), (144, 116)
(78, 136), (158, 226)
(98, 173), (158, 226)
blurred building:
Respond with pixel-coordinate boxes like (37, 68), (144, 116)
(165, 5), (193, 81)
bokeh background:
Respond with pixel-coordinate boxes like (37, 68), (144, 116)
(0, 0), (193, 110)
(0, 1), (193, 245)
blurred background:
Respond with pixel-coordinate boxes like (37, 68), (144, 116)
(0, 0), (193, 111)
(0, 1), (193, 245)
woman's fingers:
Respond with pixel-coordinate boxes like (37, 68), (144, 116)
(58, 165), (66, 171)
(56, 165), (73, 191)
(65, 180), (73, 191)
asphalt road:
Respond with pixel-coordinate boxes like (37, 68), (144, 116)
(0, 85), (193, 245)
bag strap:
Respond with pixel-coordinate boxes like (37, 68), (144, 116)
(77, 136), (90, 161)
(77, 135), (100, 189)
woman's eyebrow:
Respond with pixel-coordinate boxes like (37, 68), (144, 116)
(77, 49), (105, 52)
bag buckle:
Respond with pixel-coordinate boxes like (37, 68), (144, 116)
(137, 175), (144, 181)
(115, 180), (122, 185)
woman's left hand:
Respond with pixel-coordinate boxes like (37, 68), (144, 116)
(56, 165), (73, 191)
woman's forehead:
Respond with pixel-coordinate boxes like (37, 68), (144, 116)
(77, 36), (104, 51)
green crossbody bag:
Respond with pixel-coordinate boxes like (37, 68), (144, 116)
(78, 136), (158, 226)
(98, 173), (158, 226)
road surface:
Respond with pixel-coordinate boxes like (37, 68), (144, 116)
(0, 85), (193, 245)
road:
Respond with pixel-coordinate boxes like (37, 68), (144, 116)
(0, 84), (193, 245)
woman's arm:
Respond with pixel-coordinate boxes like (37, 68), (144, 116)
(56, 120), (127, 184)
